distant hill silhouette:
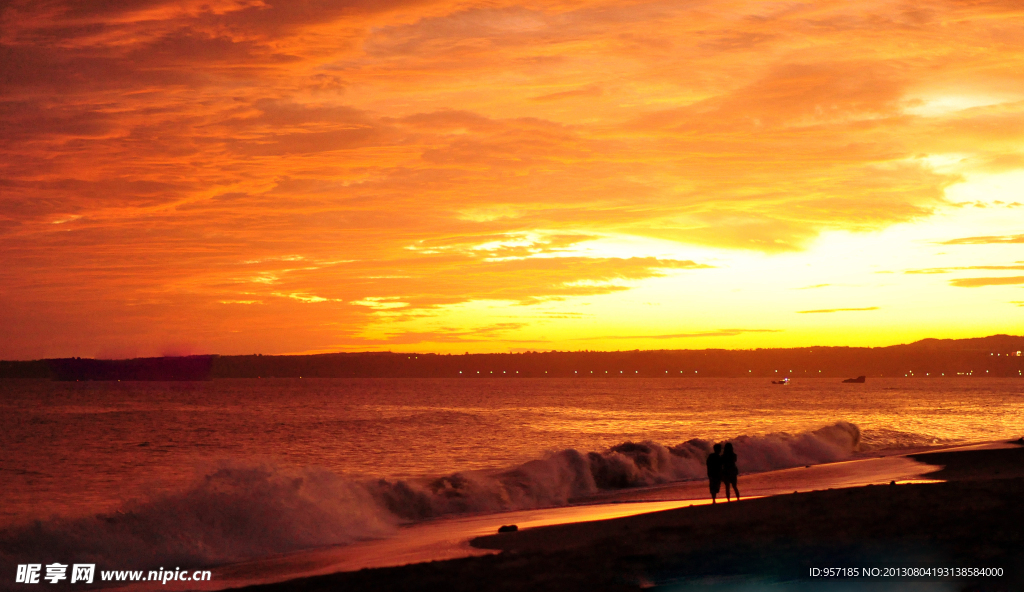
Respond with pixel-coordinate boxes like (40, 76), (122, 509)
(2, 335), (1022, 381)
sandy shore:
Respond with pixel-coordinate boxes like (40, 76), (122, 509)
(230, 443), (1024, 592)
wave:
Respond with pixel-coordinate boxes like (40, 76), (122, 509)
(0, 465), (398, 575)
(372, 421), (860, 519)
(0, 421), (860, 574)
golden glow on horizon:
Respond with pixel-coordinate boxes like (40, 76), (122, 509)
(1, 0), (1023, 358)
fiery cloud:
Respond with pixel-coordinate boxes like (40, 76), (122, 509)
(2, 0), (1024, 356)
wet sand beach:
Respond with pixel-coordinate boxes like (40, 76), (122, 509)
(227, 442), (1024, 592)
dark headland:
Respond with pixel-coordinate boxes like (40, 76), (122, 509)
(2, 334), (1022, 380)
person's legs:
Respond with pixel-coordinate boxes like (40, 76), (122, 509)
(709, 478), (720, 504)
(724, 480), (732, 501)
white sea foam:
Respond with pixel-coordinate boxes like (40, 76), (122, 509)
(0, 422), (860, 574)
(370, 420), (860, 518)
(0, 464), (398, 575)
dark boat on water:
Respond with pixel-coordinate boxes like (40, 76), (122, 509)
(843, 375), (867, 383)
(771, 377), (790, 384)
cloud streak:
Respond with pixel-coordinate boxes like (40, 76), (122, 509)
(937, 234), (1024, 245)
(905, 265), (1024, 274)
(950, 277), (1024, 288)
(574, 329), (783, 340)
(796, 307), (880, 314)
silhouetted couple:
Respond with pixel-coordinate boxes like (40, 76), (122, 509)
(706, 443), (739, 503)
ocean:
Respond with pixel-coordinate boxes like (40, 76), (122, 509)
(1, 377), (1021, 573)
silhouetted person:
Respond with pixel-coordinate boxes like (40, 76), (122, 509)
(706, 443), (722, 504)
(722, 442), (739, 501)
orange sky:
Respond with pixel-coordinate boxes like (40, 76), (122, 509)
(1, 0), (1023, 359)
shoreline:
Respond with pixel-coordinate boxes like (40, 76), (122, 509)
(197, 440), (1024, 591)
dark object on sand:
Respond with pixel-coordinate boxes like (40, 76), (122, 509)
(498, 525), (518, 533)
(843, 375), (866, 383)
(890, 480), (896, 486)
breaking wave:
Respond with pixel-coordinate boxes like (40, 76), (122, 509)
(371, 420), (860, 519)
(0, 421), (859, 573)
(0, 464), (397, 576)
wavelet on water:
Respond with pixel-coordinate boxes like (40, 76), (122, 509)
(0, 422), (861, 576)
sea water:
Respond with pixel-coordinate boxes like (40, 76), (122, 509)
(1, 377), (1021, 572)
